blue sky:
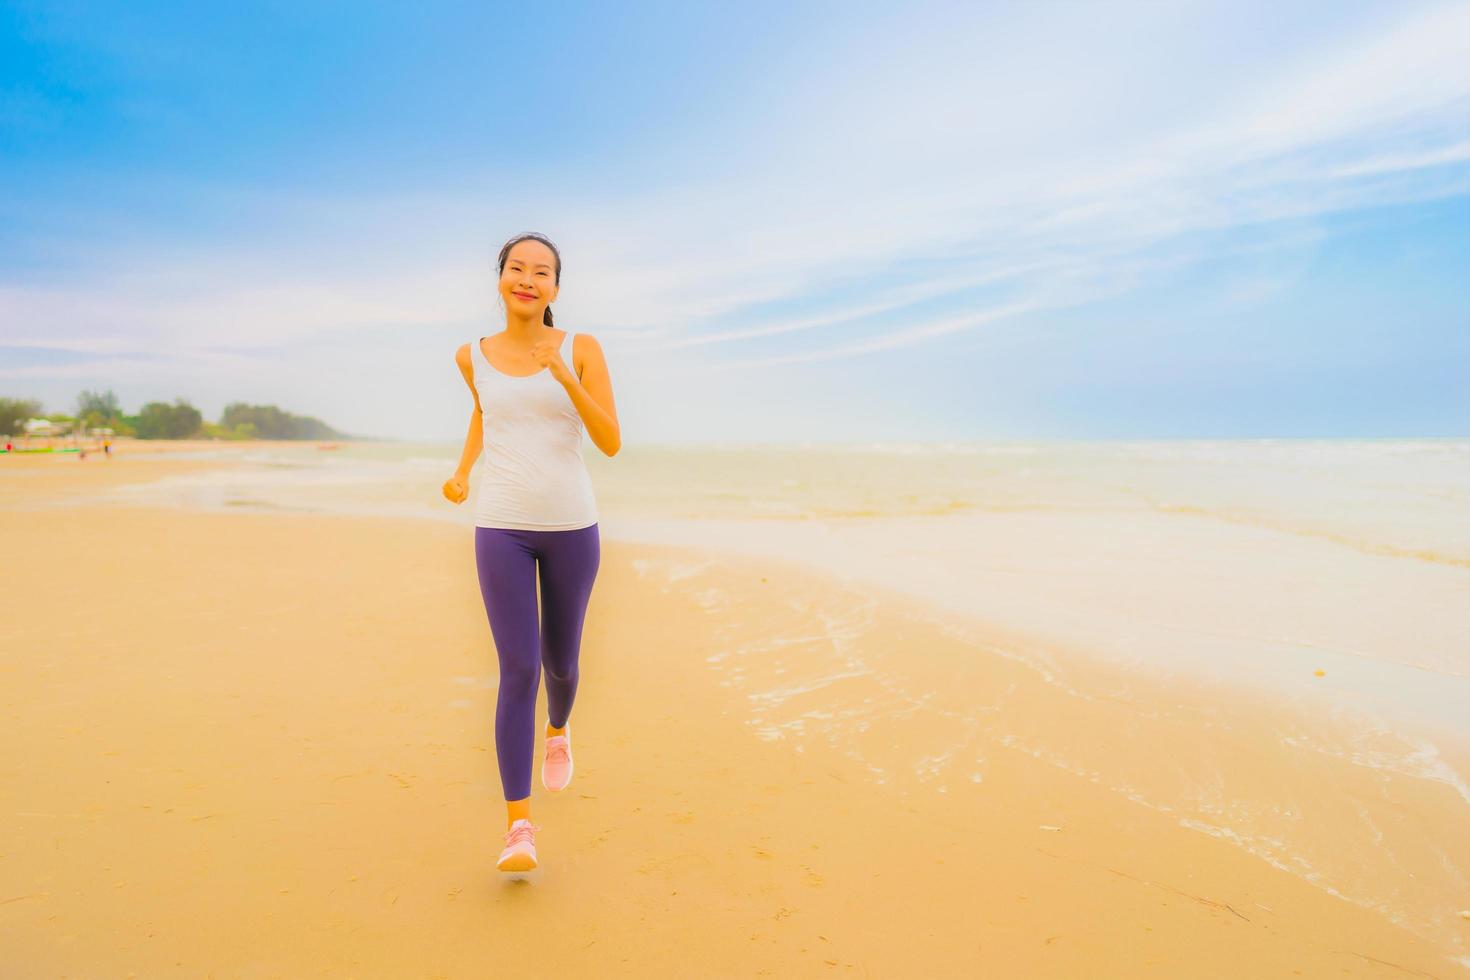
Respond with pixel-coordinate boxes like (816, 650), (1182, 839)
(1, 0), (1467, 442)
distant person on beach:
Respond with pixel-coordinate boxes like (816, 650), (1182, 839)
(103, 439), (111, 459)
(441, 232), (621, 874)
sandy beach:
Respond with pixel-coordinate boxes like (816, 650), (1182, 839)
(2, 441), (1467, 978)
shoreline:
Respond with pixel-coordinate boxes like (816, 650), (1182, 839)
(11, 439), (1467, 737)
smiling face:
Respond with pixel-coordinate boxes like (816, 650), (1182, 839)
(499, 238), (560, 318)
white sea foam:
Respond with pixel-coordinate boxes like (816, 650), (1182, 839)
(1280, 727), (1470, 806)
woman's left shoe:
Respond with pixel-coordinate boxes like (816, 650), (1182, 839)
(542, 723), (573, 792)
(497, 818), (540, 872)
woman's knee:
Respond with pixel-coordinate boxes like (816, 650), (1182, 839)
(543, 660), (578, 685)
(497, 657), (539, 698)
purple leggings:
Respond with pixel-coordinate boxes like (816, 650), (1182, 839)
(474, 523), (601, 802)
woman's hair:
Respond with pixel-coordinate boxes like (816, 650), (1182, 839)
(497, 232), (562, 327)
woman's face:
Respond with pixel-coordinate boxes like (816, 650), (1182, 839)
(499, 239), (559, 319)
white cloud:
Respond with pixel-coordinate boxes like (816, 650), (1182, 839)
(714, 300), (1047, 369)
(1326, 137), (1470, 179)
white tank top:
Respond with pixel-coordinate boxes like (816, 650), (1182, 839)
(470, 332), (599, 530)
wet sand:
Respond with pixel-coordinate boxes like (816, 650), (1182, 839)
(1, 445), (1465, 977)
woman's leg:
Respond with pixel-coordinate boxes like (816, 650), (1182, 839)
(535, 523), (601, 731)
(474, 527), (542, 811)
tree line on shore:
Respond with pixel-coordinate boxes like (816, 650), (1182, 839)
(0, 390), (346, 441)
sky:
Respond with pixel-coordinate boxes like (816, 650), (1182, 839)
(1, 0), (1467, 443)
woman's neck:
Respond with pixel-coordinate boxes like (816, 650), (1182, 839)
(502, 314), (552, 346)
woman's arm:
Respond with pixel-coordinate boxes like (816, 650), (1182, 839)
(560, 334), (621, 457)
(455, 409), (483, 478)
(455, 344), (485, 476)
(442, 345), (483, 504)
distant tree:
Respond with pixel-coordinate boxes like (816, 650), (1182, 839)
(76, 389), (121, 418)
(0, 397), (44, 437)
(200, 421), (256, 441)
(74, 389), (131, 434)
(218, 402), (342, 440)
(135, 399), (203, 439)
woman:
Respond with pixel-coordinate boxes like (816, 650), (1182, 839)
(442, 232), (621, 873)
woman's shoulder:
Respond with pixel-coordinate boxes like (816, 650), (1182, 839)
(455, 341), (476, 384)
(569, 331), (604, 356)
(569, 330), (605, 375)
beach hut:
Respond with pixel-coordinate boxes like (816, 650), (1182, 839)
(20, 417), (75, 452)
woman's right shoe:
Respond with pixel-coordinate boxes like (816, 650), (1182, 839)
(542, 723), (573, 792)
(497, 818), (540, 872)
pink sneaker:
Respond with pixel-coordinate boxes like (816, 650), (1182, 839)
(542, 724), (574, 792)
(497, 818), (540, 872)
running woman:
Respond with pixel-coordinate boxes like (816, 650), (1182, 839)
(441, 232), (621, 873)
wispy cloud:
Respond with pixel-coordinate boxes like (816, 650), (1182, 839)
(714, 300), (1048, 369)
(1325, 138), (1470, 179)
